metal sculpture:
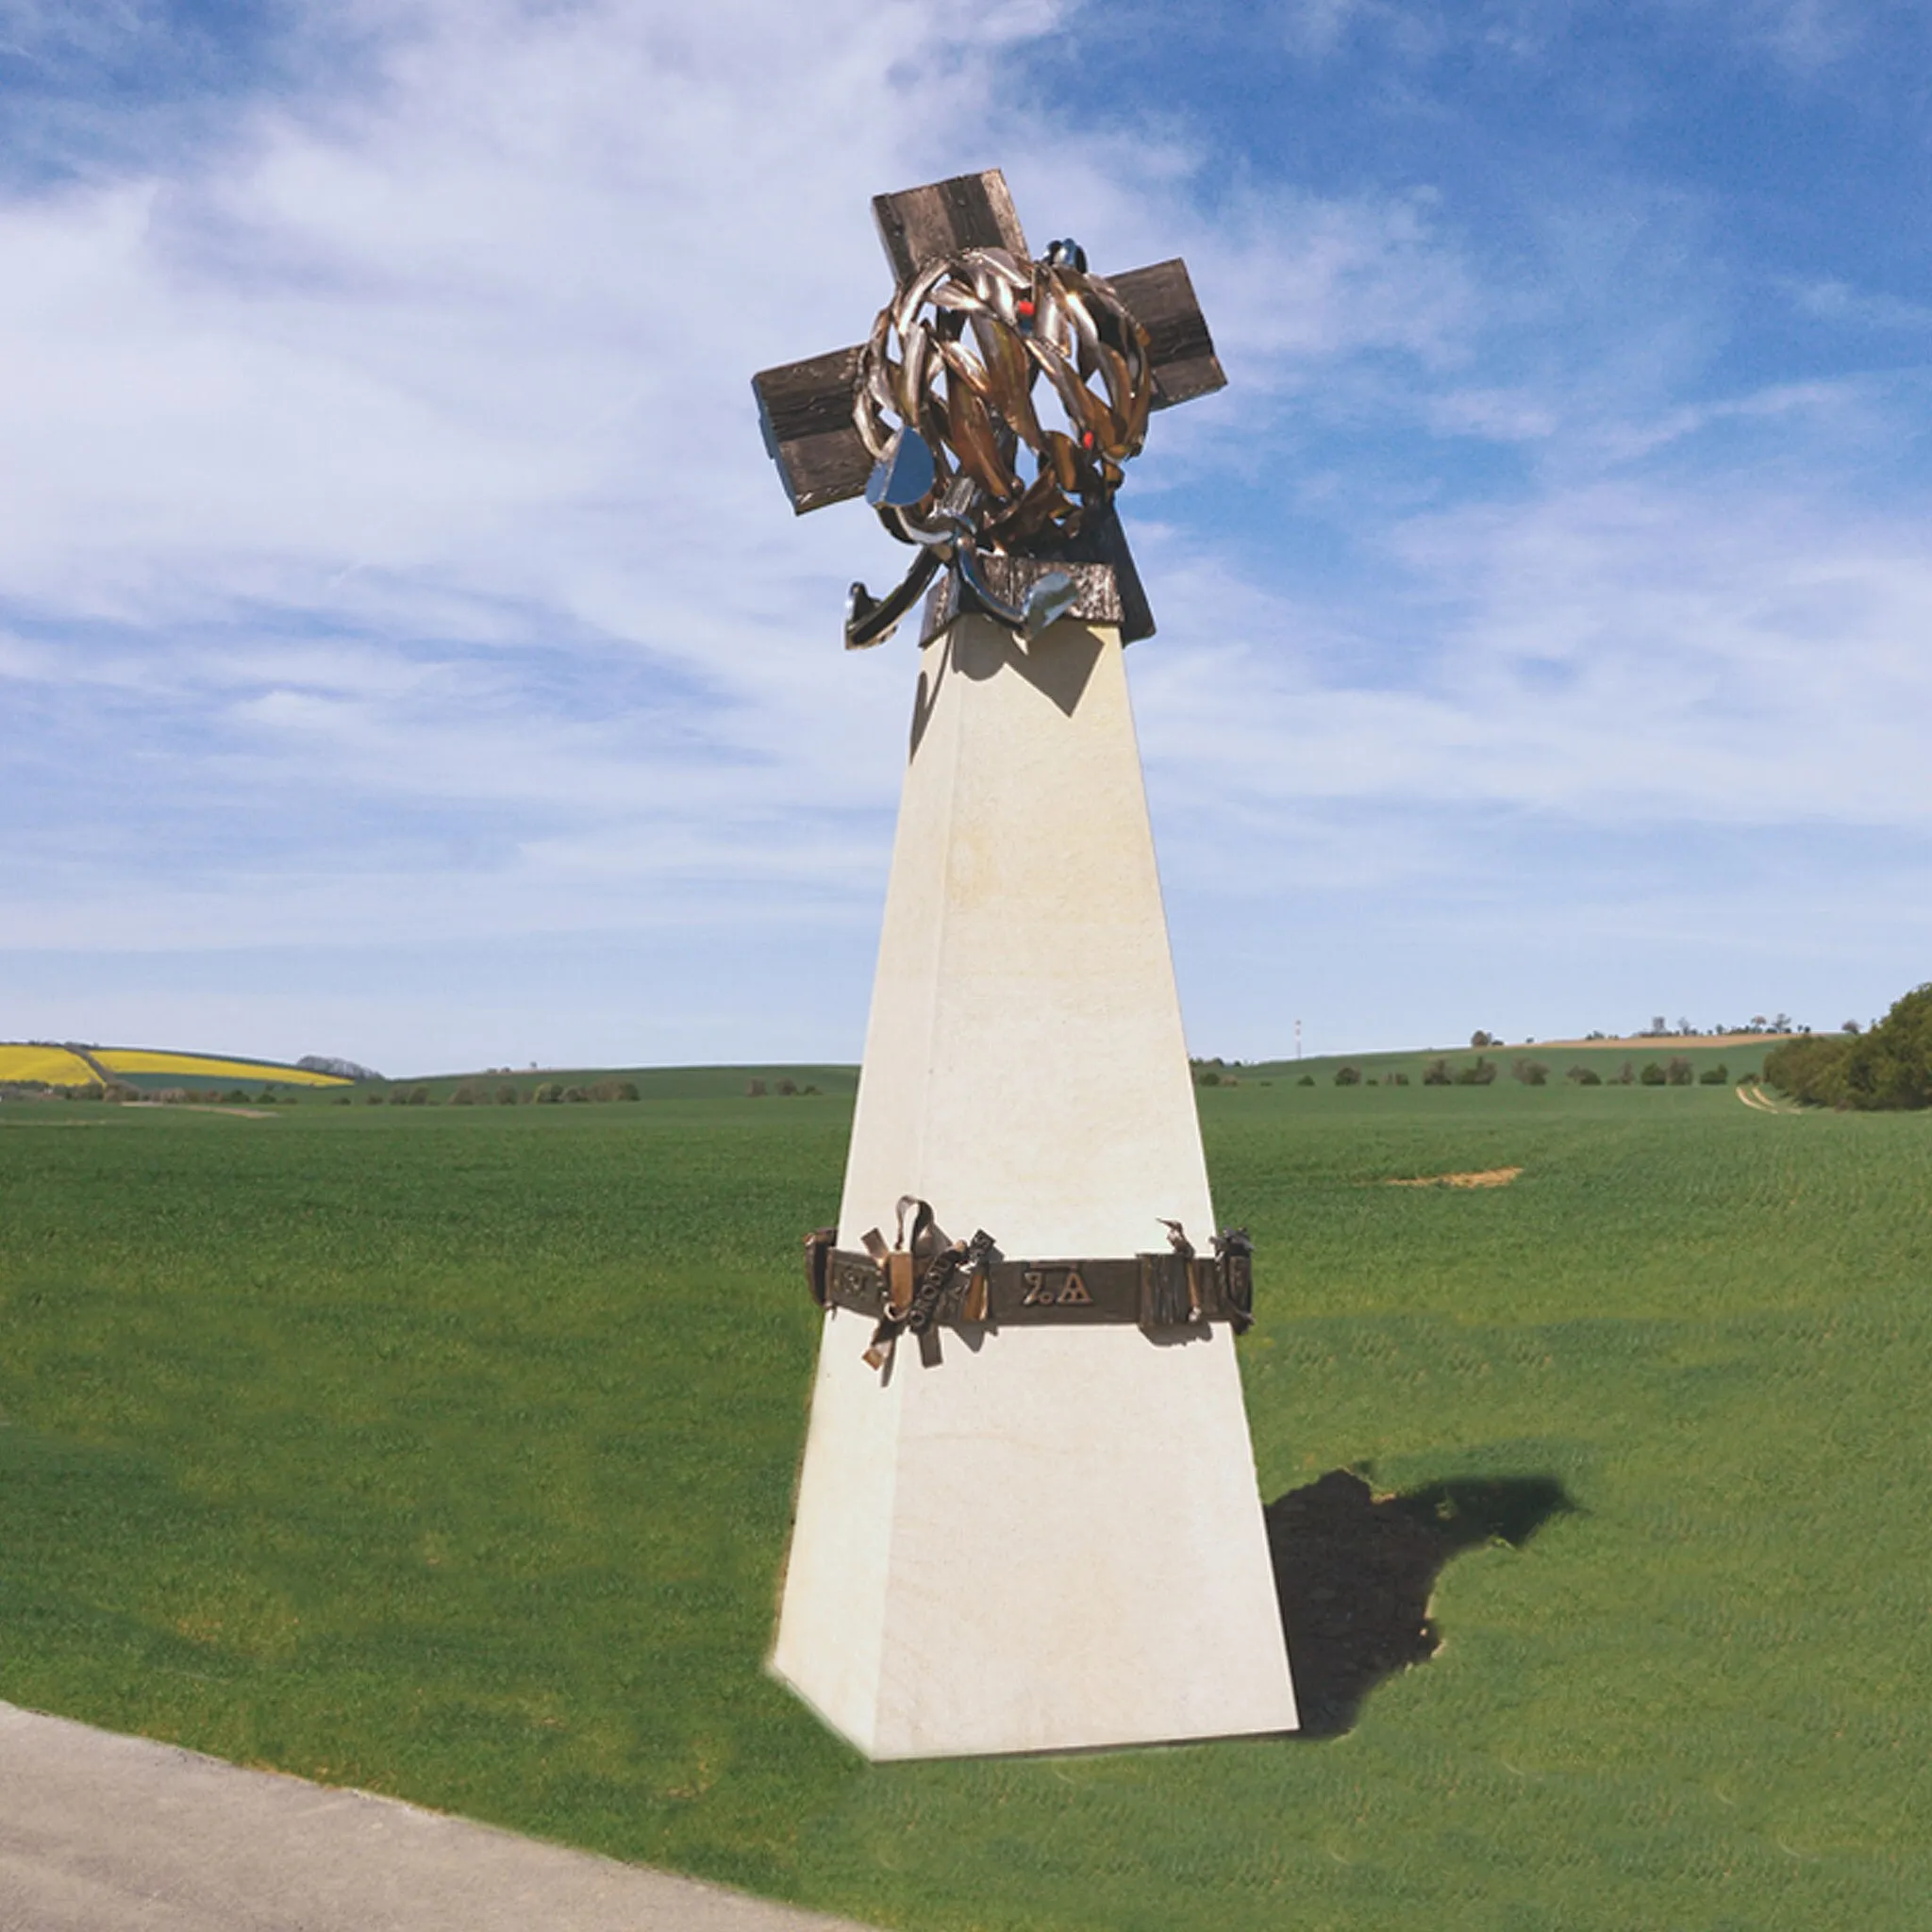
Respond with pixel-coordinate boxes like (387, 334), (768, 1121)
(754, 171), (1225, 651)
(842, 236), (1155, 646)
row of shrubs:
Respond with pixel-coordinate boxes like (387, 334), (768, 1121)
(0, 1080), (132, 1102)
(0, 1080), (301, 1104)
(327, 1081), (641, 1106)
(1563, 1058), (1732, 1087)
(1323, 1056), (1735, 1089)
(155, 1086), (299, 1104)
(1764, 984), (1932, 1109)
(360, 1079), (646, 1106)
(355, 1077), (818, 1104)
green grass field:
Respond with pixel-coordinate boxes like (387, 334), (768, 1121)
(2, 1074), (1926, 1926)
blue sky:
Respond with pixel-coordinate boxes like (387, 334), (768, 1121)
(3, 0), (1929, 1074)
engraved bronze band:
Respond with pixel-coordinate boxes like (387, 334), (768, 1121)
(806, 1240), (1253, 1333)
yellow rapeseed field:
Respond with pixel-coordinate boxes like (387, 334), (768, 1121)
(0, 1044), (97, 1085)
(92, 1049), (351, 1087)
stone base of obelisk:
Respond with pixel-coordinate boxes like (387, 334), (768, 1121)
(770, 613), (1297, 1760)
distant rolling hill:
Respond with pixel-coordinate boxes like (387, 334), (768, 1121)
(0, 1043), (355, 1091)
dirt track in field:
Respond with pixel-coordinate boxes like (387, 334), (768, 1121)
(1386, 1167), (1524, 1189)
(1737, 1084), (1802, 1115)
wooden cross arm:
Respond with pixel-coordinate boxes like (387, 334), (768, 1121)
(753, 345), (873, 515)
(1107, 258), (1226, 409)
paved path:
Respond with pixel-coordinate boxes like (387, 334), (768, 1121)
(0, 1703), (878, 1932)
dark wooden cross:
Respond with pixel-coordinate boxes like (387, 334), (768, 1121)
(753, 170), (1225, 644)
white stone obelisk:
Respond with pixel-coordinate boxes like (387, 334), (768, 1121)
(771, 610), (1296, 1759)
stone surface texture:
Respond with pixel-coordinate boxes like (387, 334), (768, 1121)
(0, 1701), (877, 1932)
(771, 613), (1297, 1759)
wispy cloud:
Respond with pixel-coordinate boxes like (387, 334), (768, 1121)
(1786, 276), (1932, 333)
(1137, 468), (1932, 841)
(1728, 0), (1861, 72)
(0, 0), (1471, 925)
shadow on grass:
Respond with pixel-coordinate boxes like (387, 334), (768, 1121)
(1264, 1469), (1574, 1739)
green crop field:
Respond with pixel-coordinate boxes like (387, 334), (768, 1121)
(1, 1073), (1926, 1927)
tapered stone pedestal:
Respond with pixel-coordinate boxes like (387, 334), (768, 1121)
(771, 613), (1296, 1759)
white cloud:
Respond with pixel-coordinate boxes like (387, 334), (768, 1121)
(1274, 0), (1373, 58)
(0, 0), (1061, 941)
(1197, 188), (1474, 375)
(1733, 0), (1858, 71)
(1787, 277), (1932, 332)
(0, 0), (1479, 962)
(1128, 466), (1932, 903)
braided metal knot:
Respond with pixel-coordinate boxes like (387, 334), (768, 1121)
(843, 239), (1155, 650)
